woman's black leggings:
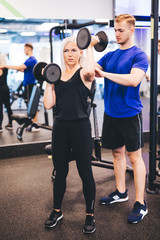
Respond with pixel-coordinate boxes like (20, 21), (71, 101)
(0, 86), (13, 126)
(52, 118), (96, 214)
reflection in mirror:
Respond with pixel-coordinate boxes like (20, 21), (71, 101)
(0, 19), (151, 146)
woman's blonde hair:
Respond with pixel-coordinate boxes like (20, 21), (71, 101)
(60, 36), (84, 72)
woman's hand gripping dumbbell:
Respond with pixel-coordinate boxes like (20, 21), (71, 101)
(76, 27), (108, 52)
(33, 62), (61, 84)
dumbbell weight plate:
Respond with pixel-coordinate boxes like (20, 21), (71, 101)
(43, 63), (61, 84)
(76, 28), (91, 50)
(94, 31), (108, 52)
(33, 62), (47, 82)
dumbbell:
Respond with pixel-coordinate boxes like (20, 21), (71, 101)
(76, 27), (108, 52)
(33, 62), (61, 84)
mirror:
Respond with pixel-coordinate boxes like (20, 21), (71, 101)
(0, 19), (151, 148)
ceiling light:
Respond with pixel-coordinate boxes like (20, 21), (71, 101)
(0, 29), (8, 33)
(5, 17), (23, 20)
(39, 22), (60, 31)
(95, 19), (109, 24)
(0, 39), (10, 43)
(64, 29), (72, 34)
(20, 32), (36, 36)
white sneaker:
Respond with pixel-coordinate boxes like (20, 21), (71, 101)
(5, 124), (13, 130)
(31, 126), (40, 132)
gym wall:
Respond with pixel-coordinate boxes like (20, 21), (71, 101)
(0, 0), (114, 19)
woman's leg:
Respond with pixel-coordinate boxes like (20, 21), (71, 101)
(52, 120), (69, 209)
(3, 86), (13, 125)
(71, 119), (96, 214)
(0, 88), (4, 127)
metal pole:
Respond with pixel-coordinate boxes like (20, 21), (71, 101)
(49, 26), (62, 63)
(148, 0), (159, 191)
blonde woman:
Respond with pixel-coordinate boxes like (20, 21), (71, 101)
(44, 36), (97, 234)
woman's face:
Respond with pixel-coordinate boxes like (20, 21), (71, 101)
(63, 41), (82, 68)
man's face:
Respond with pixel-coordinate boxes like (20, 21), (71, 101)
(114, 20), (134, 46)
(24, 46), (29, 55)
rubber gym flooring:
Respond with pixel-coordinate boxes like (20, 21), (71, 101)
(0, 145), (160, 240)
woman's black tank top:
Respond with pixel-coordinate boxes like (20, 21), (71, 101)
(54, 68), (90, 120)
(0, 68), (8, 87)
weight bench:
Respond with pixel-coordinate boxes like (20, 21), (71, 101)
(11, 85), (41, 141)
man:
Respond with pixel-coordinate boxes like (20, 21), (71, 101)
(1, 43), (38, 130)
(95, 14), (148, 224)
(3, 44), (37, 103)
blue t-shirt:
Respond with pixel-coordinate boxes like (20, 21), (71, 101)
(23, 56), (37, 86)
(97, 46), (148, 118)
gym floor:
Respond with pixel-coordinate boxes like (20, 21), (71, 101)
(0, 146), (160, 240)
(0, 95), (160, 240)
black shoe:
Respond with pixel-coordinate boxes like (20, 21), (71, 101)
(45, 210), (63, 228)
(83, 215), (96, 234)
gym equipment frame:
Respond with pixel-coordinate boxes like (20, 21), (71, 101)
(147, 0), (160, 193)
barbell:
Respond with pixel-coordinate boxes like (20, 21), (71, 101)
(33, 61), (61, 84)
(76, 27), (108, 52)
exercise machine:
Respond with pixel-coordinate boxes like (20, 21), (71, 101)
(11, 84), (52, 141)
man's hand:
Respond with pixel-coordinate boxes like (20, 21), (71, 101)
(95, 67), (105, 78)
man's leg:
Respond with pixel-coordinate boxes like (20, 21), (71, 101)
(127, 148), (148, 223)
(100, 145), (128, 205)
(127, 148), (146, 205)
(100, 113), (129, 204)
(112, 146), (126, 193)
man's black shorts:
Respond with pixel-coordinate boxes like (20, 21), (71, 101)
(101, 112), (144, 152)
